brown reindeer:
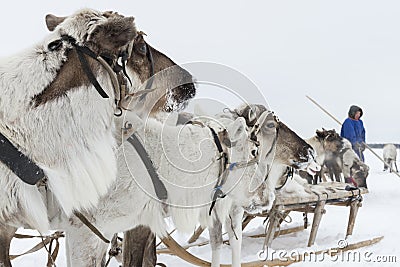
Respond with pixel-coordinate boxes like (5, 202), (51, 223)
(302, 129), (345, 184)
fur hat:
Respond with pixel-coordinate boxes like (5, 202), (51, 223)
(348, 105), (363, 119)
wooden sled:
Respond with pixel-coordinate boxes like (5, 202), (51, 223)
(158, 183), (376, 266)
(160, 234), (383, 267)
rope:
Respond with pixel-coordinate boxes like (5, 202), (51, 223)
(73, 211), (110, 243)
(10, 231), (64, 266)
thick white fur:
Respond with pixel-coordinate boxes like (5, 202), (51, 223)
(305, 136), (326, 166)
(53, 109), (278, 267)
(122, 112), (272, 232)
(0, 9), (118, 231)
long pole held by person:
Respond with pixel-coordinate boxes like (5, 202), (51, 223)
(306, 95), (400, 178)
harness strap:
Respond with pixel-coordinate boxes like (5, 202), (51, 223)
(127, 133), (168, 201)
(73, 211), (110, 243)
(0, 132), (44, 185)
(74, 45), (110, 99)
(208, 126), (229, 215)
(59, 35), (112, 99)
(209, 127), (224, 154)
(275, 167), (294, 190)
(139, 43), (156, 101)
(209, 186), (226, 216)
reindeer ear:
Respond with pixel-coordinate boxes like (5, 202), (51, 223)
(90, 16), (136, 52)
(316, 129), (324, 138)
(247, 106), (258, 125)
(45, 14), (67, 31)
(228, 117), (246, 143)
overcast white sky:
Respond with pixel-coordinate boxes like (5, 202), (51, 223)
(1, 0), (399, 143)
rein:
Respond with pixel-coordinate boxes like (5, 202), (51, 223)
(58, 35), (116, 99)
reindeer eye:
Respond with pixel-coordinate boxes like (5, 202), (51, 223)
(266, 122), (275, 129)
(48, 40), (63, 51)
(136, 43), (147, 55)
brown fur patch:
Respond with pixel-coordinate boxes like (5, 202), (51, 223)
(275, 121), (313, 167)
(32, 50), (99, 106)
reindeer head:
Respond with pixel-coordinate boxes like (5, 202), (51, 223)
(123, 32), (196, 114)
(46, 9), (136, 60)
(33, 9), (137, 106)
(316, 128), (344, 155)
(221, 104), (319, 214)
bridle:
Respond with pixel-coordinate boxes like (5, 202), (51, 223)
(249, 111), (280, 184)
(48, 35), (123, 102)
(112, 32), (157, 114)
(208, 110), (280, 215)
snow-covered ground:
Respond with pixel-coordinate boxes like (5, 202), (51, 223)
(10, 149), (400, 266)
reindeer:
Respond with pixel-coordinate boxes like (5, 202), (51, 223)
(302, 129), (345, 184)
(341, 139), (369, 188)
(302, 130), (369, 188)
(0, 9), (136, 267)
(55, 103), (319, 267)
(1, 23), (196, 267)
(204, 104), (320, 267)
(383, 143), (398, 172)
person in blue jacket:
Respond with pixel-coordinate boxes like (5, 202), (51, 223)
(341, 105), (366, 161)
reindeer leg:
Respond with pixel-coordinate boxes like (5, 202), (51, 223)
(123, 226), (156, 267)
(209, 217), (223, 267)
(225, 206), (244, 267)
(0, 225), (17, 267)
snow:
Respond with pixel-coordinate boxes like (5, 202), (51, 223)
(10, 149), (400, 266)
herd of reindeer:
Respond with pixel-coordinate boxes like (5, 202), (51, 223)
(0, 8), (396, 267)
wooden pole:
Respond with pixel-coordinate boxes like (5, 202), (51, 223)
(307, 200), (326, 247)
(346, 200), (362, 238)
(306, 95), (400, 178)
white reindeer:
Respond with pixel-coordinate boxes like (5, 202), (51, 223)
(2, 26), (197, 267)
(53, 109), (264, 266)
(383, 143), (398, 172)
(205, 104), (320, 267)
(52, 102), (319, 267)
(0, 9), (136, 267)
